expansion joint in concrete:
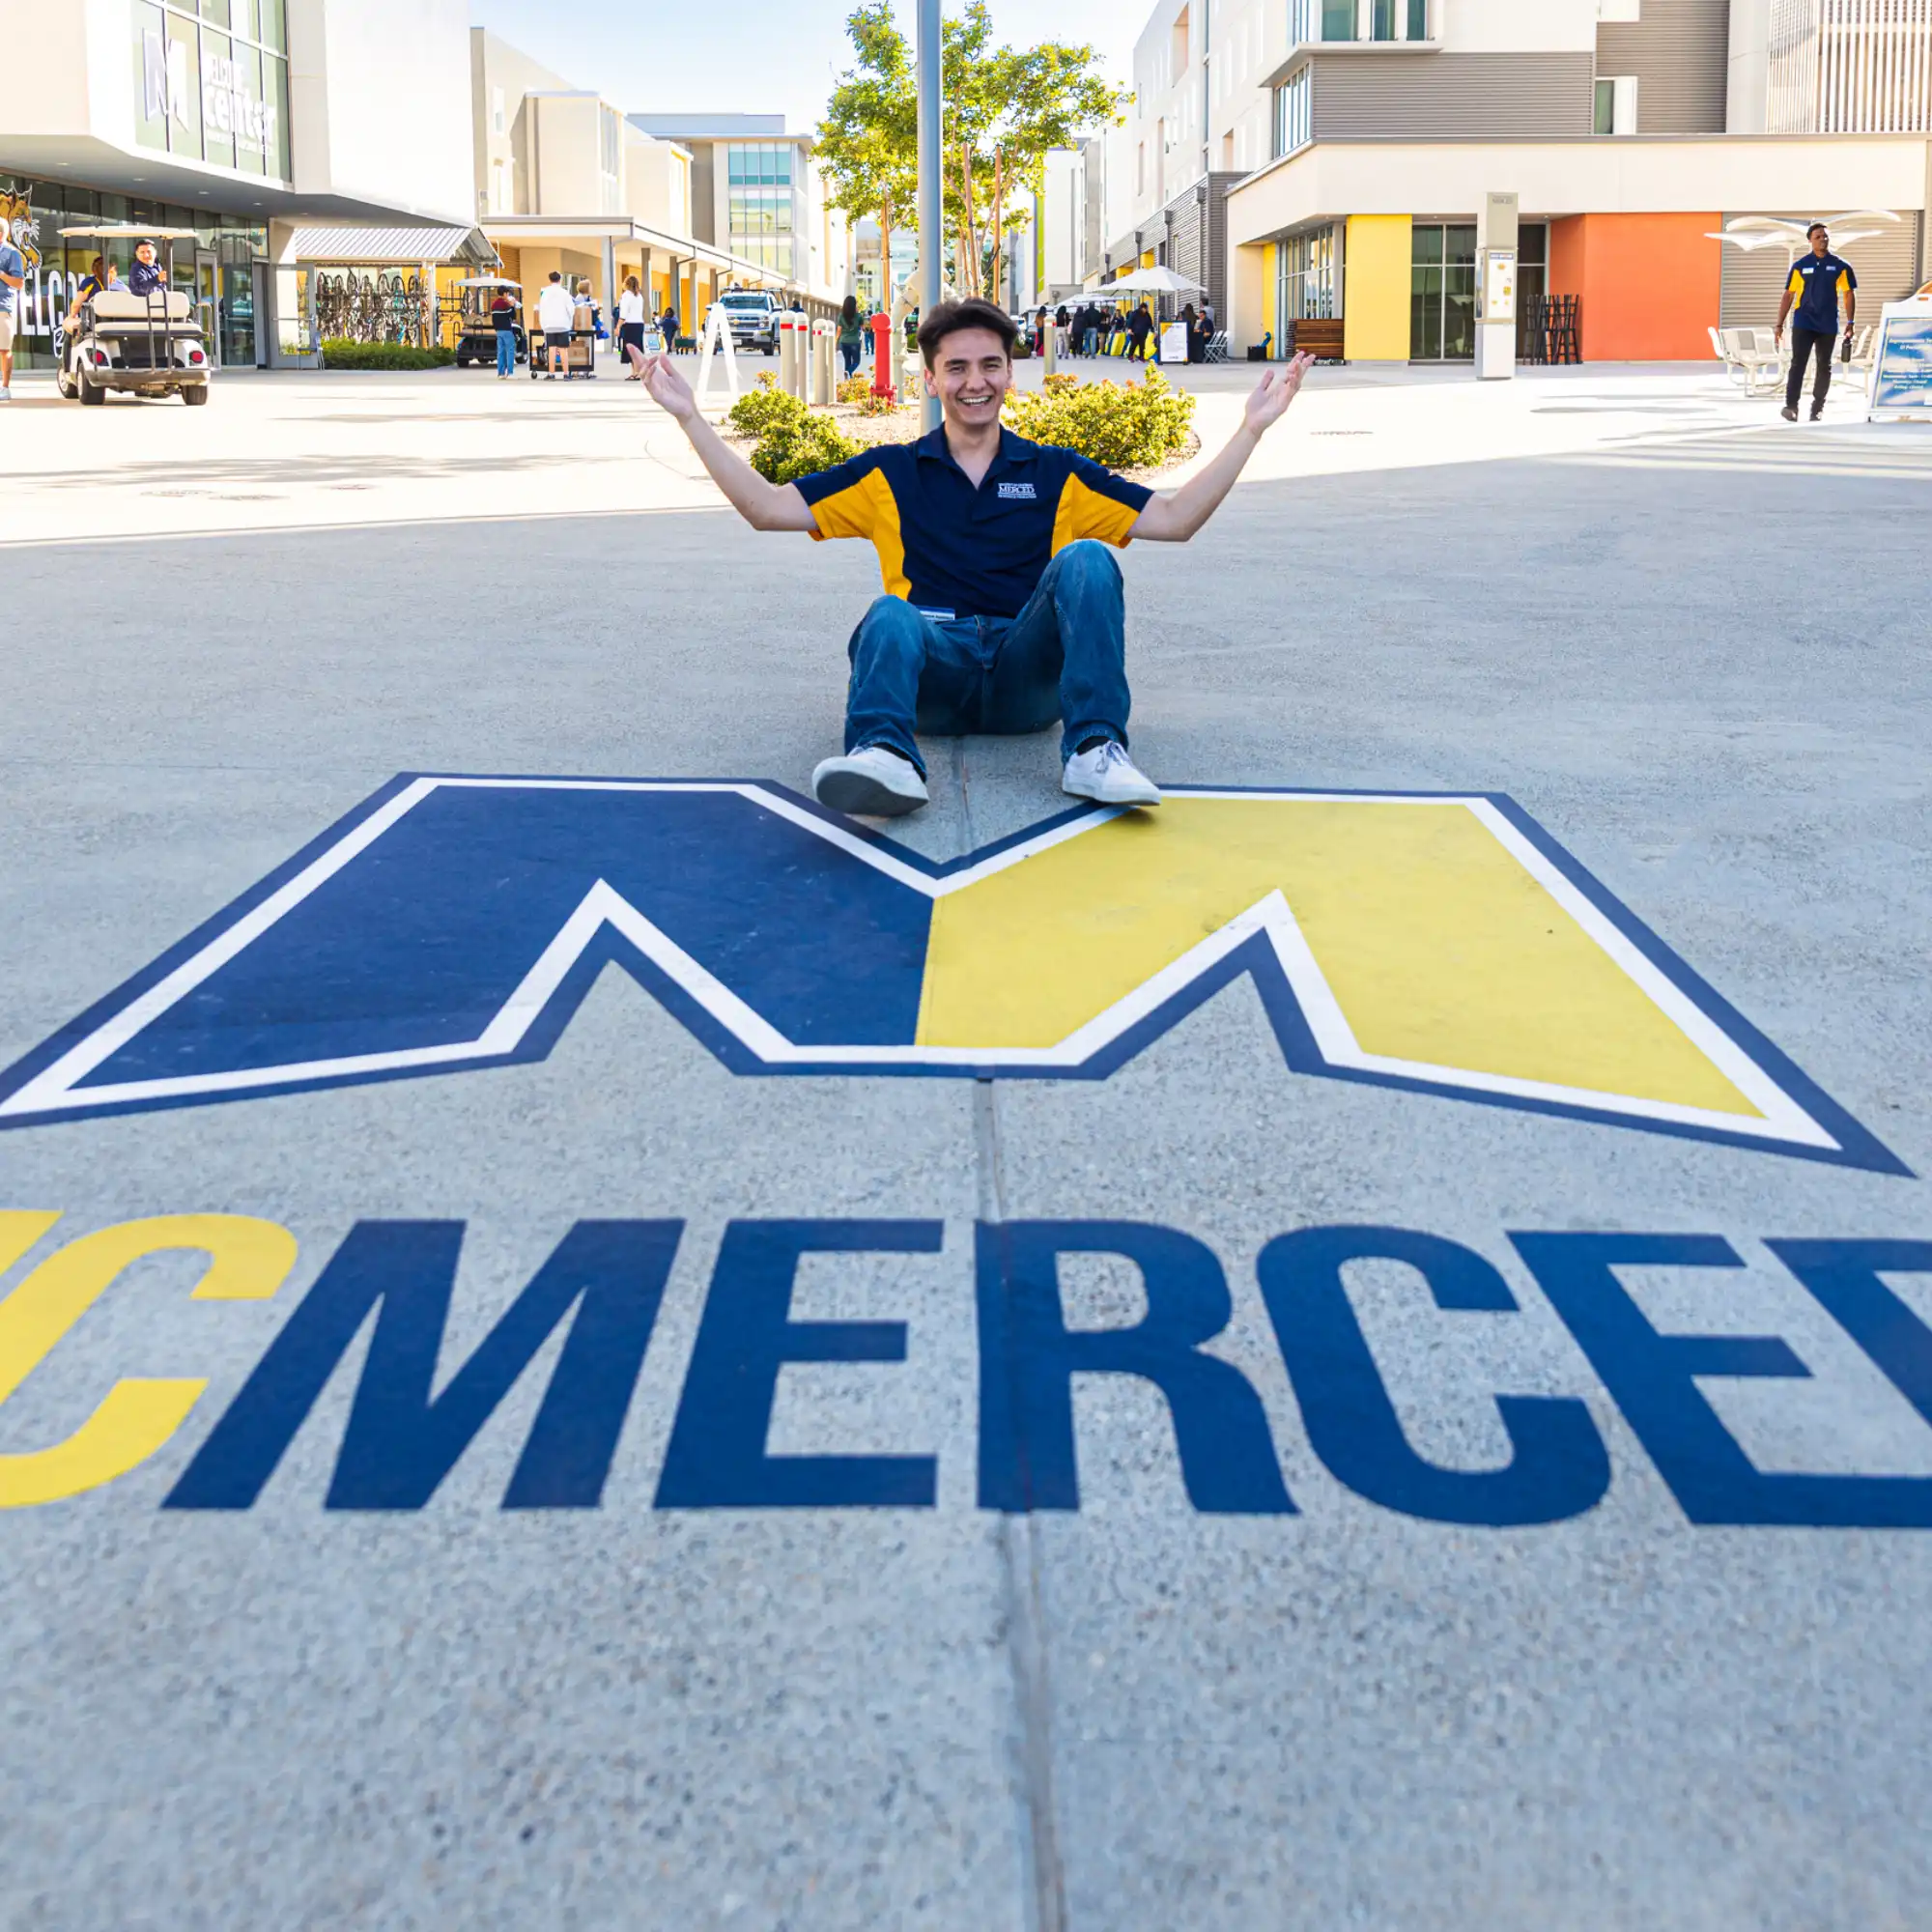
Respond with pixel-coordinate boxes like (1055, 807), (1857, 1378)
(957, 738), (1068, 1932)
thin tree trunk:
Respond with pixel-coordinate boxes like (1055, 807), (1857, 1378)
(959, 143), (981, 298)
(878, 190), (893, 311)
(988, 149), (1006, 307)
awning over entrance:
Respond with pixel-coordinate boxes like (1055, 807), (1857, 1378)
(284, 225), (497, 267)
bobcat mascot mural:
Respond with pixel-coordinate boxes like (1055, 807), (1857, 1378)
(0, 189), (41, 274)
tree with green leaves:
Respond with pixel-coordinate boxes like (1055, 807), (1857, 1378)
(818, 0), (1128, 310)
(815, 2), (920, 310)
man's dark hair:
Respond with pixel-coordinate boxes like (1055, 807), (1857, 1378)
(1807, 222), (1828, 238)
(918, 298), (1016, 368)
(549, 269), (562, 281)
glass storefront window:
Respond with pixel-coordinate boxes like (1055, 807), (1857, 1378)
(1410, 221), (1476, 359)
(201, 28), (235, 170)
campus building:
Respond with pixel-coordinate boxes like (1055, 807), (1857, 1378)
(0, 0), (490, 370)
(1091, 0), (1930, 361)
(470, 33), (799, 344)
(626, 114), (856, 309)
(1223, 0), (1932, 360)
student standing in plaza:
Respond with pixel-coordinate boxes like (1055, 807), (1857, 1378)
(489, 285), (518, 378)
(837, 295), (865, 378)
(0, 221), (21, 401)
(1776, 222), (1857, 422)
(617, 275), (648, 378)
(631, 298), (1315, 816)
(536, 270), (577, 381)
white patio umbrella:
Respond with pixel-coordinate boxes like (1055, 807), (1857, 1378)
(1099, 266), (1206, 296)
(1705, 210), (1900, 266)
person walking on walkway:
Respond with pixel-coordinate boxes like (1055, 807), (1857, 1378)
(536, 271), (577, 381)
(617, 275), (648, 378)
(1126, 301), (1154, 362)
(490, 286), (518, 378)
(0, 221), (23, 401)
(631, 298), (1316, 817)
(1776, 222), (1857, 422)
(837, 295), (865, 379)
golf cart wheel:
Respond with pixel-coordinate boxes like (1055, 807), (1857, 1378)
(79, 372), (105, 405)
(183, 385), (209, 406)
(56, 365), (74, 400)
(455, 351), (471, 369)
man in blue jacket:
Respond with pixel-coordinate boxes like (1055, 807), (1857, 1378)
(1776, 222), (1858, 422)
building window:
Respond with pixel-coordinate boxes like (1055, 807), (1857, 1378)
(1407, 0), (1428, 37)
(1372, 0), (1396, 39)
(1410, 221), (1476, 360)
(1292, 0), (1357, 41)
(1595, 75), (1638, 133)
(1272, 70), (1311, 156)
(492, 86), (505, 135)
(1276, 225), (1336, 322)
(726, 142), (792, 187)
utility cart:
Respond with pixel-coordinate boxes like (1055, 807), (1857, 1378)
(55, 225), (211, 405)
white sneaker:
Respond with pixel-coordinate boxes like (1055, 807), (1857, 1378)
(812, 745), (929, 816)
(1063, 739), (1161, 807)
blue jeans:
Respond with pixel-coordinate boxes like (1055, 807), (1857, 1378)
(842, 539), (1129, 775)
(495, 327), (515, 376)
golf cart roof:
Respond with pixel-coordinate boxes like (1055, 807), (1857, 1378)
(453, 276), (521, 289)
(59, 224), (199, 241)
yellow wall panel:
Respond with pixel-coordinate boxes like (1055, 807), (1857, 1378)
(1344, 214), (1412, 362)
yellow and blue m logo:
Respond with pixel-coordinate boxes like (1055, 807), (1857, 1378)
(0, 776), (1901, 1171)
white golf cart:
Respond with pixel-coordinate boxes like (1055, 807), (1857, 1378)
(55, 224), (212, 406)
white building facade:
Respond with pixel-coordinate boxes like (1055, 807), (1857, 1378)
(0, 0), (484, 368)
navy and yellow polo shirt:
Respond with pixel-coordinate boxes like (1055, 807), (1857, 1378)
(1788, 250), (1857, 332)
(794, 428), (1153, 620)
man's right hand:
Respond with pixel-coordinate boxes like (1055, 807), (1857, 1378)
(631, 346), (696, 422)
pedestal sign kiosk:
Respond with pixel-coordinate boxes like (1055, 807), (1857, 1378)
(1475, 190), (1519, 382)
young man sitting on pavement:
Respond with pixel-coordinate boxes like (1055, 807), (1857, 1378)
(633, 297), (1314, 816)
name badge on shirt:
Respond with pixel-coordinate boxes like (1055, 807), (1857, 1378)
(996, 481), (1037, 500)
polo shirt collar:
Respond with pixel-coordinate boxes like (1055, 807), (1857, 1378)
(915, 426), (1037, 480)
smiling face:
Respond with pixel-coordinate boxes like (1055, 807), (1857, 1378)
(923, 326), (1012, 434)
(135, 242), (156, 266)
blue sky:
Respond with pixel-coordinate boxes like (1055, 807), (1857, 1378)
(468, 0), (1136, 144)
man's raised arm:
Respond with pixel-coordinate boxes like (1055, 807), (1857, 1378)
(633, 347), (818, 533)
(1130, 353), (1315, 544)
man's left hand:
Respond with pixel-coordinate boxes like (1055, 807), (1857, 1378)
(1244, 353), (1317, 436)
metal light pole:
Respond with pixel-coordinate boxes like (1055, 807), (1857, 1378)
(916, 0), (943, 432)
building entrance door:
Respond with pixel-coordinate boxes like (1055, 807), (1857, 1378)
(194, 251), (221, 368)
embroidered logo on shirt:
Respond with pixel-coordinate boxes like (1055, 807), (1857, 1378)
(996, 482), (1037, 500)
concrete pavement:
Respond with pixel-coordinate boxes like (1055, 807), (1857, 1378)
(0, 355), (1929, 1929)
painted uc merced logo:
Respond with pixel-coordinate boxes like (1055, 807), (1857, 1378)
(0, 775), (1902, 1172)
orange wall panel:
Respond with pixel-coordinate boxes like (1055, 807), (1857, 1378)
(1547, 213), (1721, 361)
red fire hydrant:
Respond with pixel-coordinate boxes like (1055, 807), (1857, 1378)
(869, 310), (895, 398)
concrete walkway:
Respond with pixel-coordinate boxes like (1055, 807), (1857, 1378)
(0, 356), (1928, 1930)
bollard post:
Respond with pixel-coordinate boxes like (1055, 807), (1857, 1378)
(780, 315), (799, 398)
(1043, 317), (1057, 379)
(869, 310), (895, 398)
